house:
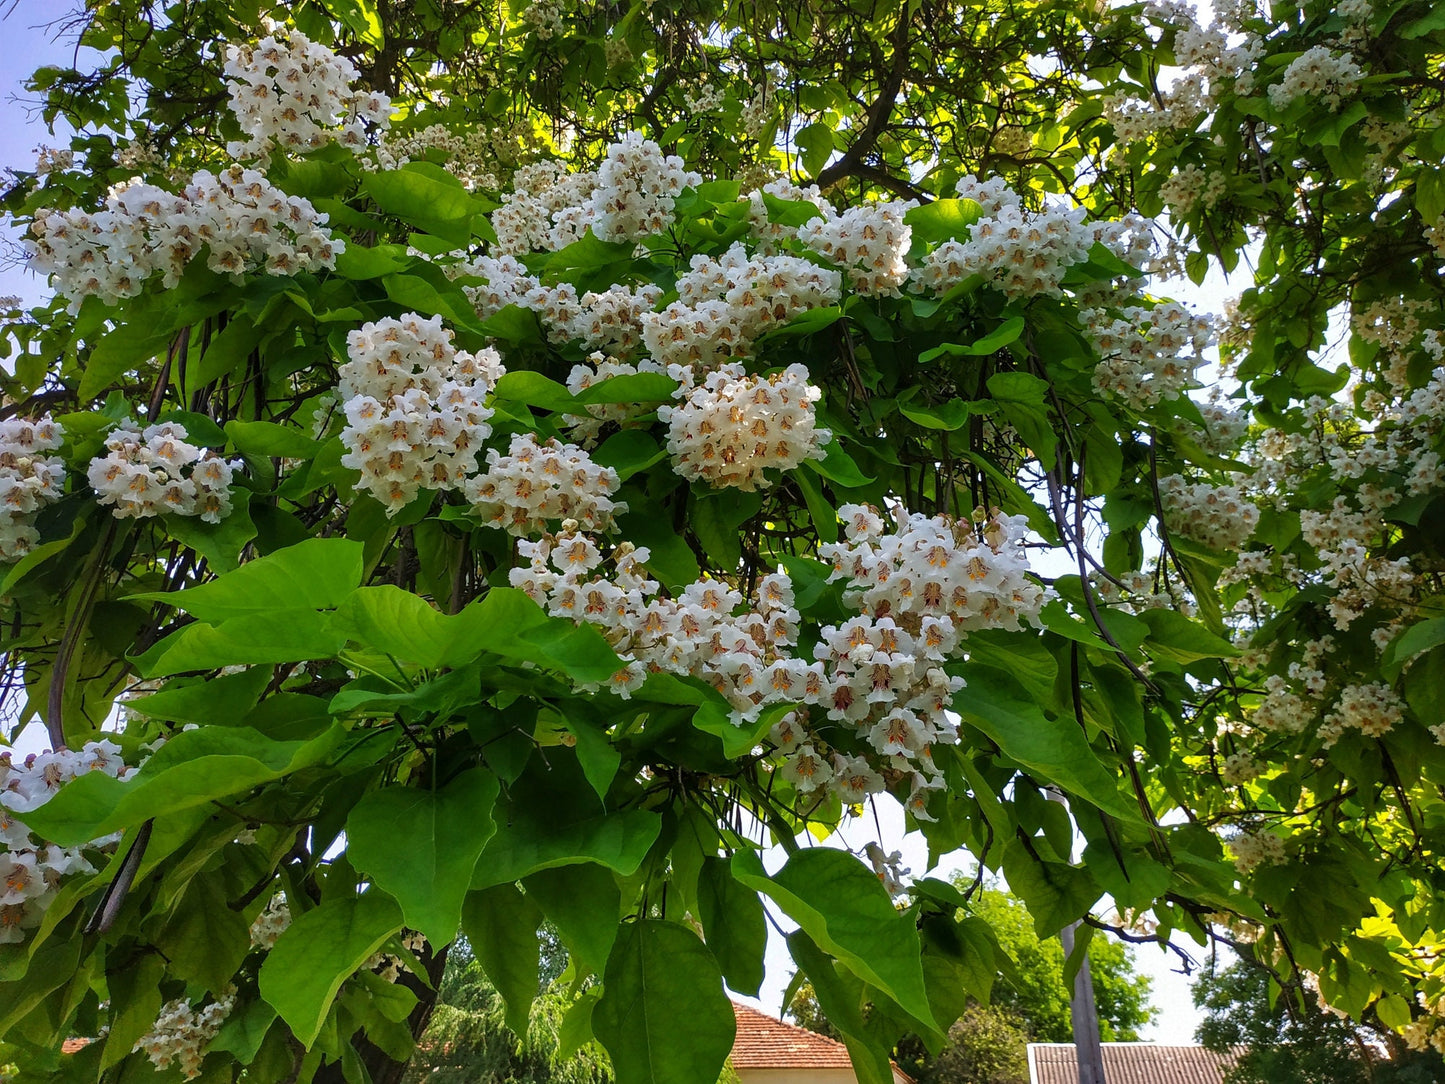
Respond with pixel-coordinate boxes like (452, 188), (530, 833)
(1027, 1041), (1241, 1084)
(731, 1002), (914, 1084)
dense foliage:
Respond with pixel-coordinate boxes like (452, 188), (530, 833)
(2, 0), (1445, 1082)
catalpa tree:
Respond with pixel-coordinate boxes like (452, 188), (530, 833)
(2, 0), (1444, 1080)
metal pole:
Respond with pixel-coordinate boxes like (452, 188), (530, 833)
(1059, 920), (1106, 1084)
(1047, 789), (1106, 1084)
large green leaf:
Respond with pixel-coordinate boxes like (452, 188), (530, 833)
(334, 585), (622, 682)
(795, 122), (835, 177)
(904, 197), (984, 243)
(1001, 839), (1103, 937)
(1138, 609), (1237, 663)
(258, 892), (404, 1047)
(918, 317), (1025, 363)
(101, 955), (166, 1069)
(523, 864), (621, 977)
(164, 498), (259, 570)
(131, 608), (348, 675)
(347, 769), (502, 944)
(786, 930), (896, 1084)
(461, 884), (543, 1037)
(22, 724), (345, 846)
(593, 920), (736, 1084)
(472, 757), (662, 886)
(697, 856), (766, 997)
(1382, 617), (1445, 681)
(363, 164), (487, 243)
(332, 585), (480, 669)
(953, 664), (1138, 822)
(225, 419), (323, 460)
(129, 537), (363, 622)
(153, 874), (253, 993)
(125, 667), (271, 726)
(209, 1000), (279, 1067)
(731, 849), (937, 1033)
(806, 439), (874, 488)
(80, 321), (176, 401)
(473, 807), (662, 887)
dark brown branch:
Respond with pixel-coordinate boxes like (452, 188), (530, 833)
(814, 6), (912, 190)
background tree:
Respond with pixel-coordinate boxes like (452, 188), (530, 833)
(921, 1007), (1032, 1084)
(967, 887), (1153, 1044)
(1194, 958), (1441, 1084)
(399, 938), (611, 1084)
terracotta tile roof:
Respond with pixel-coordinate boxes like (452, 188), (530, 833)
(731, 1002), (856, 1069)
(61, 1038), (91, 1055)
(729, 1002), (916, 1083)
(1028, 1042), (1243, 1084)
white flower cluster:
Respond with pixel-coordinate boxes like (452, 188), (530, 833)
(338, 314), (502, 513)
(32, 145), (74, 177)
(1220, 751), (1263, 784)
(457, 252), (539, 320)
(539, 281), (650, 350)
(133, 987), (236, 1080)
(1160, 3), (1264, 93)
(1317, 682), (1405, 748)
(224, 29), (391, 162)
(1401, 1017), (1445, 1056)
(465, 435), (625, 535)
(1228, 826), (1287, 875)
(87, 421), (241, 523)
(1158, 474), (1259, 551)
(1266, 46), (1364, 112)
(1195, 400), (1250, 454)
(1087, 301), (1213, 409)
(658, 363), (829, 491)
(372, 124), (500, 190)
(248, 893), (291, 951)
(1252, 675), (1313, 734)
(465, 238), (838, 365)
(590, 132), (700, 243)
(365, 930), (427, 983)
(913, 176), (1151, 300)
(0, 415), (65, 562)
(507, 504), (1042, 818)
(1, 740), (130, 944)
(639, 243), (842, 367)
(1248, 420), (1429, 627)
(746, 179), (834, 253)
(740, 84), (772, 139)
(563, 354), (670, 443)
(521, 0), (567, 39)
(603, 35), (632, 67)
(864, 842), (910, 898)
(797, 199), (915, 296)
(1426, 214), (1445, 261)
(492, 161), (600, 254)
(115, 140), (165, 172)
(1102, 76), (1211, 144)
(820, 505), (1048, 634)
(1159, 163), (1229, 218)
(1092, 568), (1196, 617)
(28, 167), (342, 311)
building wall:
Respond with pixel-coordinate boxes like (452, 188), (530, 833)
(735, 1067), (912, 1084)
(736, 1069), (859, 1084)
